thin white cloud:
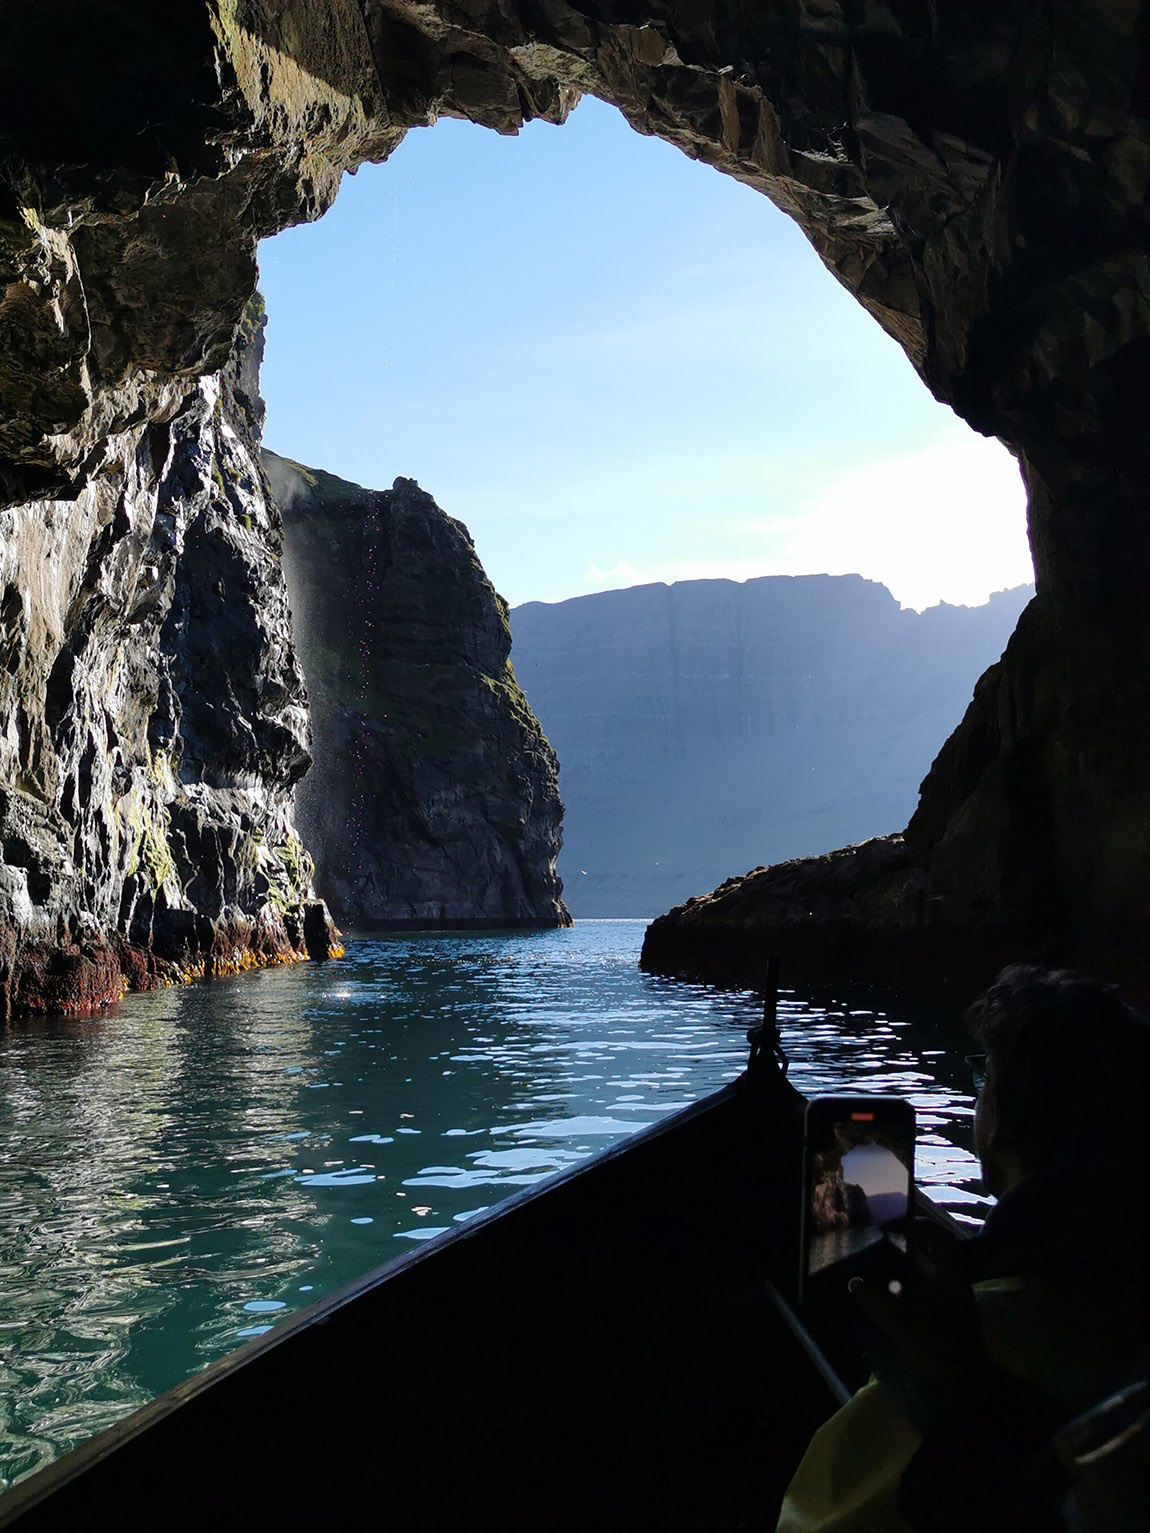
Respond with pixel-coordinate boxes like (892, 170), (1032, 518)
(537, 429), (1032, 611)
(582, 560), (657, 590)
(778, 429), (1033, 609)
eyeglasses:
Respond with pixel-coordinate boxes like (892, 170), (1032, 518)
(965, 1053), (989, 1095)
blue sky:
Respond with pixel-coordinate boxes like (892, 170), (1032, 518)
(258, 97), (1033, 611)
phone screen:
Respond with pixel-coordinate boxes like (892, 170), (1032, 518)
(800, 1098), (914, 1298)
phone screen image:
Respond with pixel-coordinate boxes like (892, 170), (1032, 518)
(802, 1102), (914, 1286)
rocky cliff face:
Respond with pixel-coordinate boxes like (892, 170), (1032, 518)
(266, 453), (568, 929)
(3, 3), (1150, 997)
(0, 301), (337, 1019)
(513, 578), (1031, 919)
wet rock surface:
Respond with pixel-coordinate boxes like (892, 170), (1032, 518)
(2, 3), (1150, 995)
(267, 453), (569, 929)
(0, 303), (338, 1019)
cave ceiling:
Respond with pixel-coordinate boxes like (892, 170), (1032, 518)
(3, 1), (1147, 605)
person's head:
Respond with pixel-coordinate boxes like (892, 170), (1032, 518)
(965, 965), (1150, 1197)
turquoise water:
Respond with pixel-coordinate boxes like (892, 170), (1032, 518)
(0, 921), (982, 1490)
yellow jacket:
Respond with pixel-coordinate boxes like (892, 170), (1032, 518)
(778, 1188), (1150, 1533)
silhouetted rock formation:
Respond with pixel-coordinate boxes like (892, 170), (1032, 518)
(642, 835), (927, 992)
(266, 454), (569, 930)
(513, 578), (1031, 918)
(3, 4), (1150, 995)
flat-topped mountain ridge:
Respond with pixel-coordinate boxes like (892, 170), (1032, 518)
(512, 575), (1033, 918)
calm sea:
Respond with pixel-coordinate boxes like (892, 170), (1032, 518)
(0, 920), (984, 1490)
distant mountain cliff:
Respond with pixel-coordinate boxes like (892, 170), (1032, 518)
(266, 454), (569, 930)
(511, 577), (1032, 918)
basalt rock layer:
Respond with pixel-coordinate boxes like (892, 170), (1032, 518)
(0, 300), (338, 1020)
(266, 452), (569, 929)
(3, 3), (1150, 996)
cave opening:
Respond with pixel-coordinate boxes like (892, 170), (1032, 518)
(2, 0), (1147, 1001)
(257, 96), (1033, 615)
(254, 93), (1036, 925)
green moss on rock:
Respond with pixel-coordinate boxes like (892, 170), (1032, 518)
(265, 452), (568, 928)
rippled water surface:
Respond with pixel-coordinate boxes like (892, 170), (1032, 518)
(0, 921), (984, 1489)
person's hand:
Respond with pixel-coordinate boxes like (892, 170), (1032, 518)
(906, 1215), (967, 1294)
(848, 1219), (982, 1431)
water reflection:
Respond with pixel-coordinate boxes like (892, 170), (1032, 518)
(775, 991), (987, 1224)
(0, 922), (982, 1488)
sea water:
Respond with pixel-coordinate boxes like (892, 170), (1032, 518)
(0, 920), (984, 1489)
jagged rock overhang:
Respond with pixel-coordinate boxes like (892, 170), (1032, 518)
(5, 5), (1148, 598)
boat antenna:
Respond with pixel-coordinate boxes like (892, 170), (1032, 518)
(747, 954), (788, 1076)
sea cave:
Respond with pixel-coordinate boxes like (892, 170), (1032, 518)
(1, 0), (1148, 1009)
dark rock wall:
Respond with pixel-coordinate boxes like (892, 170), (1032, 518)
(1, 3), (1149, 991)
(0, 301), (335, 1019)
(512, 578), (1032, 918)
(266, 452), (569, 928)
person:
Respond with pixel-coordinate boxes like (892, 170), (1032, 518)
(777, 965), (1150, 1532)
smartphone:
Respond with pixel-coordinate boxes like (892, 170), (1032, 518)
(797, 1095), (915, 1307)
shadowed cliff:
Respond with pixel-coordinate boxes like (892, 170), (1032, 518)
(266, 453), (569, 930)
(513, 578), (1032, 918)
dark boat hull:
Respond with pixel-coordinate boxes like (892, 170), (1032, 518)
(0, 1070), (851, 1530)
